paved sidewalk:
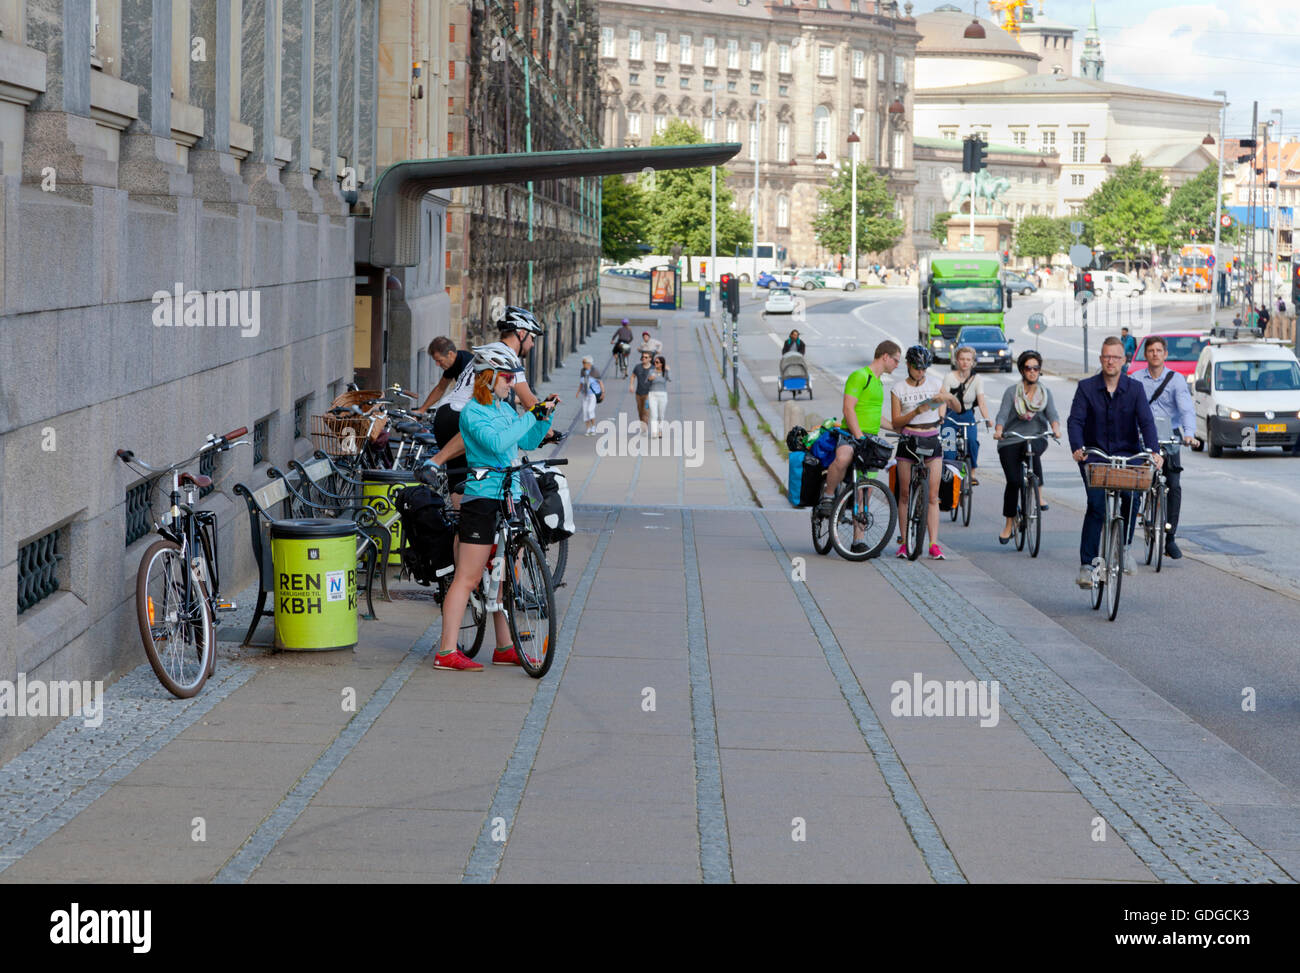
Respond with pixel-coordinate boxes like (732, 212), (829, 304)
(0, 312), (1295, 883)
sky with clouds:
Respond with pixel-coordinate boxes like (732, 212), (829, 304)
(931, 1), (1300, 141)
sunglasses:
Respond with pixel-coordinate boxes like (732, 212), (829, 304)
(1021, 365), (1041, 372)
(498, 371), (517, 384)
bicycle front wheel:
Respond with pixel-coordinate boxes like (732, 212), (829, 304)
(905, 479), (927, 561)
(1014, 478), (1028, 552)
(960, 469), (973, 527)
(830, 478), (897, 562)
(811, 501), (833, 556)
(1152, 484), (1166, 574)
(504, 532), (557, 678)
(1026, 478), (1042, 558)
(1105, 518), (1124, 621)
(136, 539), (214, 698)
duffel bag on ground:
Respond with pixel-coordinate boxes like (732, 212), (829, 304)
(394, 485), (455, 586)
(535, 465), (575, 541)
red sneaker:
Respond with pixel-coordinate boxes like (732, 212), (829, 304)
(492, 646), (523, 666)
(433, 649), (483, 672)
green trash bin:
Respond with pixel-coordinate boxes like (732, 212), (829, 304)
(362, 470), (421, 564)
(270, 519), (359, 651)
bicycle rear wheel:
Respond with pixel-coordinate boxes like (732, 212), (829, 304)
(136, 539), (214, 698)
(504, 533), (557, 678)
(1105, 518), (1124, 620)
(905, 476), (927, 561)
(830, 478), (897, 562)
(1026, 477), (1042, 558)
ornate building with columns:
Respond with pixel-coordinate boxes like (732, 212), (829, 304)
(0, 0), (378, 757)
(597, 0), (921, 268)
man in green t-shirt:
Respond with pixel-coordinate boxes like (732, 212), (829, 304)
(818, 340), (901, 513)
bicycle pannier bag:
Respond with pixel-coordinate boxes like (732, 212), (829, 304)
(394, 485), (455, 585)
(535, 466), (576, 541)
(939, 463), (962, 512)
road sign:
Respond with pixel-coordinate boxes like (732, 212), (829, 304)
(1207, 255), (1216, 269)
(1069, 243), (1093, 269)
(1069, 221), (1084, 239)
(1221, 214), (1232, 228)
(1028, 313), (1047, 334)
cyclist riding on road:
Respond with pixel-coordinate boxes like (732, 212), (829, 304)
(433, 345), (555, 673)
(1067, 336), (1162, 588)
(993, 350), (1061, 545)
(818, 340), (901, 555)
(891, 345), (961, 560)
(1132, 335), (1198, 560)
(612, 319), (634, 364)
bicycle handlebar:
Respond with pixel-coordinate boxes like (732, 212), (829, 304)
(223, 426), (247, 441)
(1082, 447), (1155, 463)
(1003, 430), (1059, 443)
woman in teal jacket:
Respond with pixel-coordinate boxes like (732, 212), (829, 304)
(434, 346), (555, 671)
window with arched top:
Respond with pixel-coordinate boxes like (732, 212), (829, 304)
(814, 106), (831, 160)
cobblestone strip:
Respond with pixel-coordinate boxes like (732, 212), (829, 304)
(753, 513), (967, 884)
(682, 509), (735, 883)
(212, 626), (440, 884)
(0, 662), (256, 873)
(875, 558), (1292, 883)
(462, 510), (616, 883)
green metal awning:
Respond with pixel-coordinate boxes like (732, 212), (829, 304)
(365, 143), (741, 268)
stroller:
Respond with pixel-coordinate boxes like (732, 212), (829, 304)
(778, 352), (812, 401)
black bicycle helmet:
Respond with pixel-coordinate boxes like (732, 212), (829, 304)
(497, 305), (545, 336)
(904, 344), (933, 371)
(1017, 349), (1043, 373)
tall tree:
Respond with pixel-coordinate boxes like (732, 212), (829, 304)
(1167, 165), (1238, 246)
(1081, 154), (1171, 260)
(930, 210), (955, 244)
(600, 174), (647, 264)
(1014, 215), (1071, 264)
(638, 119), (752, 266)
(811, 162), (904, 259)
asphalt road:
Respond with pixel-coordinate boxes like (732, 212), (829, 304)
(736, 285), (1300, 792)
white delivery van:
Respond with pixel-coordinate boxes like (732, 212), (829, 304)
(1192, 334), (1300, 456)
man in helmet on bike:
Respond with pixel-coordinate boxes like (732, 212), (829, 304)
(424, 306), (557, 495)
(611, 319), (634, 375)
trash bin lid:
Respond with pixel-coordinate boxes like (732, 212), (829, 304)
(362, 469), (422, 484)
(270, 518), (356, 539)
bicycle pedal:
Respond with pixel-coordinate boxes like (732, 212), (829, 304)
(214, 602), (238, 613)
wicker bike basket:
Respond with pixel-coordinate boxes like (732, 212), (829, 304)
(310, 414), (371, 456)
(1086, 462), (1153, 492)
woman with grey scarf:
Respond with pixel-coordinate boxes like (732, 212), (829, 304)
(993, 349), (1061, 544)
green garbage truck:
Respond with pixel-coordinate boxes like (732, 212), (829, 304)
(917, 253), (1013, 363)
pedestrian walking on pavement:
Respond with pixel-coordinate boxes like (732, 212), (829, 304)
(993, 350), (1061, 544)
(647, 355), (671, 438)
(1121, 327), (1137, 364)
(577, 355), (601, 436)
(630, 350), (654, 431)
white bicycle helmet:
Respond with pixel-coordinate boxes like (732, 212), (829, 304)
(471, 344), (524, 374)
(497, 305), (545, 336)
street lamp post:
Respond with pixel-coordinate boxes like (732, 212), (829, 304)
(1210, 90), (1227, 330)
(711, 87), (718, 341)
(848, 130), (861, 282)
(1271, 108), (1283, 313)
(751, 99), (766, 299)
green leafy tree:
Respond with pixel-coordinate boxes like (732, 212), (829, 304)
(811, 163), (904, 259)
(1167, 165), (1238, 246)
(1081, 154), (1171, 260)
(930, 210), (955, 244)
(1014, 215), (1071, 264)
(637, 119), (751, 275)
(600, 174), (647, 264)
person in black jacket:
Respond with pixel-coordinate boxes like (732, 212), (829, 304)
(782, 330), (806, 356)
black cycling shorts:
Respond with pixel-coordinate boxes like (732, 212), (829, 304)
(897, 434), (943, 464)
(457, 498), (499, 545)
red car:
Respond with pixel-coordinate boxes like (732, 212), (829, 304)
(1126, 332), (1209, 382)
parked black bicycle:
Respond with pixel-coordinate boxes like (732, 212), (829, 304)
(117, 428), (248, 697)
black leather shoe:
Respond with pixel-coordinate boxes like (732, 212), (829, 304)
(998, 531), (1012, 545)
(1165, 537), (1183, 559)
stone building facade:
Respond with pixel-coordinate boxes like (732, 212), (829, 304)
(597, 0), (921, 268)
(0, 1), (378, 759)
(443, 0), (603, 382)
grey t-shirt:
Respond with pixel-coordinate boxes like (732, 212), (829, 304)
(632, 363), (654, 395)
(645, 368), (670, 393)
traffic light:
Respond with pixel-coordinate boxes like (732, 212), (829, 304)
(719, 273), (740, 317)
(961, 137), (976, 173)
(974, 138), (988, 172)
